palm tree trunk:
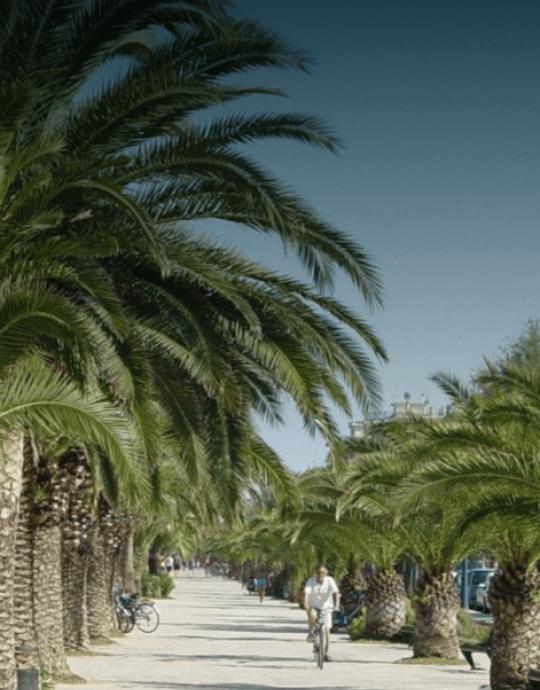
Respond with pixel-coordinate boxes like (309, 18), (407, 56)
(33, 522), (70, 677)
(61, 450), (92, 650)
(62, 545), (89, 650)
(364, 568), (406, 639)
(86, 497), (119, 639)
(0, 431), (25, 690)
(13, 440), (40, 672)
(117, 513), (137, 592)
(413, 569), (460, 659)
(489, 566), (540, 690)
(32, 456), (70, 677)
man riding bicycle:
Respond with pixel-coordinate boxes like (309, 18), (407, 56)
(304, 565), (339, 662)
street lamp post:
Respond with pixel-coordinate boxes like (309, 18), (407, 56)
(460, 557), (470, 609)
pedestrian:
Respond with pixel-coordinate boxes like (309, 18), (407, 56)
(258, 576), (267, 603)
(304, 565), (339, 662)
(165, 554), (174, 576)
(173, 554), (182, 578)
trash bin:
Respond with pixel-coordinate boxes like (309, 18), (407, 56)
(17, 669), (39, 690)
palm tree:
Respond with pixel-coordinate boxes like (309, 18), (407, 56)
(345, 424), (479, 659)
(0, 2), (389, 683)
(402, 366), (540, 689)
(0, 362), (134, 690)
(298, 467), (407, 639)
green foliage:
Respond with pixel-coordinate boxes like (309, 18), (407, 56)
(0, 0), (388, 575)
(405, 598), (416, 626)
(347, 613), (367, 640)
(141, 574), (175, 599)
(457, 609), (491, 645)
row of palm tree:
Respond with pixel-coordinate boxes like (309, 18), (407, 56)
(0, 1), (385, 687)
(220, 347), (540, 690)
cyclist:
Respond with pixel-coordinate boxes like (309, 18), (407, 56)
(304, 565), (339, 662)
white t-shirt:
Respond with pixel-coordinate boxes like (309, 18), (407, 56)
(304, 575), (339, 610)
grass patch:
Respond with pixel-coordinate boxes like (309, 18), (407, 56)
(351, 637), (397, 645)
(458, 609), (491, 645)
(398, 656), (466, 666)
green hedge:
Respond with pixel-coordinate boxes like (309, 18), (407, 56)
(141, 574), (175, 599)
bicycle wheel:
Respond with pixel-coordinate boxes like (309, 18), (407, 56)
(134, 603), (160, 633)
(115, 607), (134, 633)
(317, 625), (325, 670)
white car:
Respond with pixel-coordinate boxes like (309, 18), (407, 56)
(475, 571), (495, 612)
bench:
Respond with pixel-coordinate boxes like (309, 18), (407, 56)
(395, 625), (415, 644)
(459, 640), (491, 670)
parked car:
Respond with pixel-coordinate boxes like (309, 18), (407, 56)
(475, 571), (496, 612)
(467, 568), (496, 609)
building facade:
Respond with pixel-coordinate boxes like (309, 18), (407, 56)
(350, 396), (451, 439)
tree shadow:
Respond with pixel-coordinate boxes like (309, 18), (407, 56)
(159, 633), (301, 642)
(121, 681), (376, 690)
(151, 652), (310, 664)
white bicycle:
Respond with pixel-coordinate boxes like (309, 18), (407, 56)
(312, 608), (328, 670)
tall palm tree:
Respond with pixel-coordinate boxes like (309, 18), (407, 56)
(0, 361), (135, 690)
(299, 467), (407, 640)
(345, 424), (479, 659)
(403, 367), (540, 689)
(0, 3), (389, 683)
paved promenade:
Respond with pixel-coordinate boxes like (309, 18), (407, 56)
(58, 577), (490, 690)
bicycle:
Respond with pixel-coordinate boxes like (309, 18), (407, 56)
(112, 587), (160, 633)
(312, 608), (328, 670)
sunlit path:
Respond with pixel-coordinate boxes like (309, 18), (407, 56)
(57, 577), (490, 690)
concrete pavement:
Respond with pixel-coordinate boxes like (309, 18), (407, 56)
(57, 577), (490, 690)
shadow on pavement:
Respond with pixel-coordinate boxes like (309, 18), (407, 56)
(123, 681), (379, 690)
(151, 652), (311, 664)
(159, 633), (301, 642)
(179, 623), (305, 635)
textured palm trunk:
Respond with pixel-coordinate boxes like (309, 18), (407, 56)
(0, 431), (25, 690)
(62, 546), (89, 649)
(364, 568), (406, 639)
(489, 566), (540, 690)
(32, 456), (70, 678)
(61, 451), (92, 650)
(413, 569), (460, 659)
(117, 514), (137, 592)
(13, 440), (40, 671)
(86, 497), (120, 639)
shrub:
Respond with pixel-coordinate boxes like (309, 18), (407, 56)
(405, 598), (416, 626)
(347, 613), (366, 640)
(457, 608), (491, 645)
(141, 574), (175, 599)
(159, 574), (175, 598)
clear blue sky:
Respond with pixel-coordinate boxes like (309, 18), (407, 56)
(205, 0), (540, 470)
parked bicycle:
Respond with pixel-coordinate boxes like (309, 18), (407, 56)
(113, 586), (160, 634)
(312, 608), (327, 670)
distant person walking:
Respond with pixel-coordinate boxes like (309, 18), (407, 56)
(304, 565), (339, 662)
(257, 577), (267, 603)
(173, 554), (182, 578)
(165, 555), (174, 577)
